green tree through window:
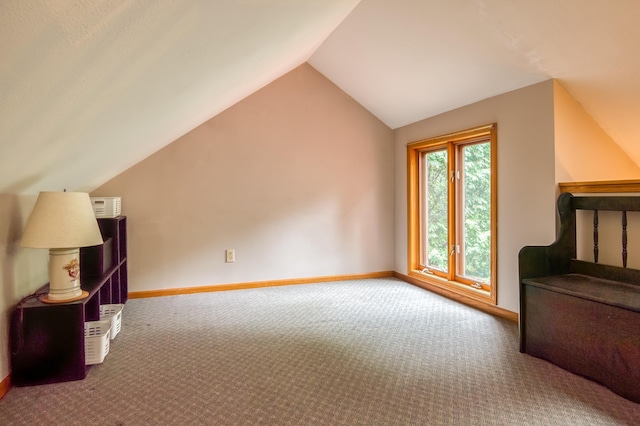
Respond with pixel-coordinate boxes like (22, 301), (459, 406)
(424, 150), (448, 272)
(461, 142), (491, 283)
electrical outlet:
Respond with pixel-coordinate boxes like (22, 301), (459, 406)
(225, 249), (235, 263)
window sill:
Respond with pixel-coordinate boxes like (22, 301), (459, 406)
(407, 269), (496, 305)
(397, 271), (514, 322)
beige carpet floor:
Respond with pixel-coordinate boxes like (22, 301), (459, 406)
(1, 278), (639, 425)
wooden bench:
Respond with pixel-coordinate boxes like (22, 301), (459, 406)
(519, 193), (640, 403)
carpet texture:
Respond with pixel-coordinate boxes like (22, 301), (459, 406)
(1, 278), (639, 425)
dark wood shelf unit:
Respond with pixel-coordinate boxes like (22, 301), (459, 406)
(10, 216), (127, 386)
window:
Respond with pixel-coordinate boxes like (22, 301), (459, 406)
(407, 124), (497, 305)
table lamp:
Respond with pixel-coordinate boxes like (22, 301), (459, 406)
(20, 191), (104, 303)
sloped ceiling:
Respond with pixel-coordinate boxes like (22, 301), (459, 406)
(2, 0), (640, 194)
(310, 0), (640, 164)
(0, 0), (360, 194)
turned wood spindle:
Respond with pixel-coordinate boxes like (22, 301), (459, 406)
(622, 210), (628, 268)
(593, 210), (599, 263)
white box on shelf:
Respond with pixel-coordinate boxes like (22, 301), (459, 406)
(85, 320), (111, 365)
(100, 304), (124, 340)
(91, 197), (121, 218)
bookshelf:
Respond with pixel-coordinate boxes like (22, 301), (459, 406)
(10, 217), (127, 386)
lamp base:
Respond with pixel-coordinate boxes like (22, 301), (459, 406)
(47, 247), (84, 302)
(40, 290), (89, 304)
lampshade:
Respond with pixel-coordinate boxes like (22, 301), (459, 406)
(21, 192), (103, 249)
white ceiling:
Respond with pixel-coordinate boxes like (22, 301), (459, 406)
(2, 0), (640, 194)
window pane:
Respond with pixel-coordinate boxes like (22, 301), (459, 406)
(460, 142), (491, 283)
(421, 150), (448, 272)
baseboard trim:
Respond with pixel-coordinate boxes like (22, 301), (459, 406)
(0, 374), (10, 401)
(128, 271), (395, 299)
(394, 271), (518, 322)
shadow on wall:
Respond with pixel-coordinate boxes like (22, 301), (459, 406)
(1, 194), (23, 381)
(0, 193), (48, 322)
(1, 194), (23, 308)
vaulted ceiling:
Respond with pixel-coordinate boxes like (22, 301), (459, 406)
(2, 0), (639, 194)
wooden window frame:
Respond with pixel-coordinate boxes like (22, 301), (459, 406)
(407, 124), (498, 305)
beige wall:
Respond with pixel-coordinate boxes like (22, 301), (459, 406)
(393, 80), (557, 313)
(554, 81), (640, 182)
(0, 195), (48, 384)
(92, 63), (395, 292)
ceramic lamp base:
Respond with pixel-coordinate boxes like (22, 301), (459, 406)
(47, 248), (84, 302)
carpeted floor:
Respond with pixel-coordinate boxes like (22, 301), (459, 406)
(1, 278), (639, 425)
